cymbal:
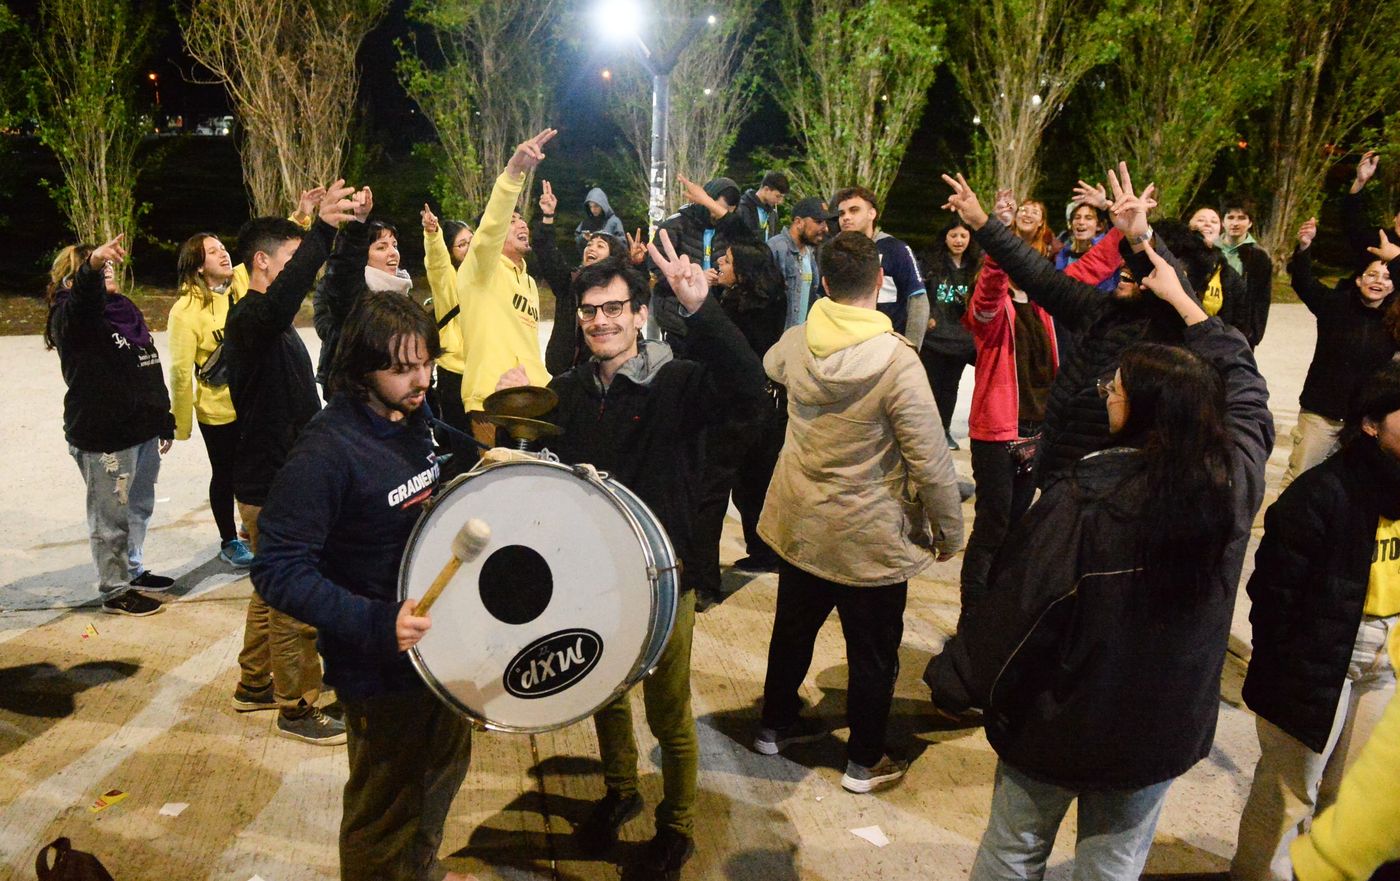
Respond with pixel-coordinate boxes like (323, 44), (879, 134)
(483, 385), (558, 419)
(485, 414), (564, 442)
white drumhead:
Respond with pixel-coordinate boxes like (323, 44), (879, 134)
(403, 461), (657, 731)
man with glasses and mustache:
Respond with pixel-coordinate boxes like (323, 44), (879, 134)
(496, 234), (765, 879)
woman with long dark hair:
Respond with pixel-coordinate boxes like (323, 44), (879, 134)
(929, 243), (1274, 878)
(918, 218), (981, 449)
(47, 235), (178, 617)
(167, 232), (253, 567)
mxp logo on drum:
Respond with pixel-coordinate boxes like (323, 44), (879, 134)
(504, 629), (604, 698)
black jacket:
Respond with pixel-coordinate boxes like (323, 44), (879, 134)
(930, 318), (1274, 789)
(736, 189), (780, 241)
(542, 296), (766, 586)
(312, 220), (374, 384)
(1343, 189), (1399, 268)
(531, 218), (585, 375)
(719, 278), (787, 360)
(1242, 438), (1400, 752)
(225, 219), (336, 506)
(649, 206), (755, 347)
(47, 263), (174, 452)
(1230, 242), (1273, 348)
(1288, 247), (1398, 420)
(972, 218), (1195, 486)
(253, 396), (438, 700)
(918, 251), (977, 361)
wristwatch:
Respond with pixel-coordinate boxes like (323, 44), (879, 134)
(1125, 226), (1154, 246)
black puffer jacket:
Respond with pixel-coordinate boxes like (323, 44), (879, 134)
(972, 218), (1195, 486)
(1242, 437), (1400, 752)
(312, 220), (373, 384)
(736, 188), (781, 241)
(1289, 247), (1398, 420)
(930, 318), (1273, 789)
(650, 205), (754, 349)
(1232, 243), (1274, 348)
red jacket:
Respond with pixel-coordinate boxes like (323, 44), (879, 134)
(961, 230), (1124, 441)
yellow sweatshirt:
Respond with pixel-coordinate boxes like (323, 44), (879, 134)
(804, 296), (895, 358)
(1292, 695), (1400, 881)
(455, 171), (550, 410)
(166, 267), (249, 438)
(424, 229), (466, 375)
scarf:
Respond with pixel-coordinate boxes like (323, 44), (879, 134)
(365, 265), (413, 295)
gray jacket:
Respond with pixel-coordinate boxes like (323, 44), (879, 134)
(767, 229), (823, 329)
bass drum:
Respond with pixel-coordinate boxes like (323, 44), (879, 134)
(398, 458), (679, 733)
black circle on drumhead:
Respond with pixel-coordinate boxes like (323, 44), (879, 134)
(478, 545), (553, 625)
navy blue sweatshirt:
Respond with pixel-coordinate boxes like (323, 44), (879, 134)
(252, 395), (439, 700)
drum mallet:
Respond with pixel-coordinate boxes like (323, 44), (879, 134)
(416, 518), (491, 615)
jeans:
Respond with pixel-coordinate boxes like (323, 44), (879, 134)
(69, 437), (162, 594)
(593, 589), (698, 836)
(960, 434), (1039, 610)
(197, 420), (239, 543)
(236, 502), (324, 715)
(340, 688), (473, 881)
(970, 760), (1173, 881)
(1231, 614), (1397, 881)
(760, 561), (907, 768)
(1278, 410), (1343, 492)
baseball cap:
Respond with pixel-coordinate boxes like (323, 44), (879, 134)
(791, 197), (836, 220)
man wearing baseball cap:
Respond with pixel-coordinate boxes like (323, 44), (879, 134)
(768, 197), (835, 329)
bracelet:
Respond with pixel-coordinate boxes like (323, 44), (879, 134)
(1125, 227), (1153, 246)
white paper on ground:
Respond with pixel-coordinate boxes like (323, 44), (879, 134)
(158, 802), (188, 817)
(850, 825), (890, 847)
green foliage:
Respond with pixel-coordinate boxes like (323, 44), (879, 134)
(1087, 0), (1287, 217)
(27, 0), (154, 283)
(769, 0), (943, 205)
(398, 0), (560, 219)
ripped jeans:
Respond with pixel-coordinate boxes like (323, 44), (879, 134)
(69, 438), (161, 595)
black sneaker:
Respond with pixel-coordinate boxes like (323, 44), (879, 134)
(752, 716), (826, 755)
(840, 754), (909, 793)
(102, 591), (164, 616)
(640, 828), (694, 877)
(319, 699), (345, 721)
(730, 555), (779, 574)
(231, 683), (277, 712)
(129, 571), (175, 592)
(574, 788), (643, 854)
(694, 589), (724, 614)
(276, 706), (347, 745)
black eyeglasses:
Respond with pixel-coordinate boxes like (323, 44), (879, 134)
(577, 299), (633, 321)
(1096, 376), (1120, 399)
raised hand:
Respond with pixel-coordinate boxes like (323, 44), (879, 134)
(352, 186), (374, 223)
(296, 186), (326, 220)
(648, 228), (709, 313)
(939, 173), (989, 229)
(993, 188), (1016, 225)
(1368, 229), (1400, 262)
(506, 128), (558, 178)
(1106, 161), (1157, 240)
(1072, 179), (1110, 211)
(1139, 241), (1207, 326)
(421, 203), (439, 234)
(1297, 217), (1318, 250)
(626, 228), (647, 265)
(1354, 150), (1380, 191)
(538, 180), (558, 217)
(319, 179), (359, 226)
(88, 233), (128, 269)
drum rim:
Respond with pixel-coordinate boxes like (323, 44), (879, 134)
(399, 456), (678, 734)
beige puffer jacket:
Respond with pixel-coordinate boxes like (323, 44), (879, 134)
(758, 328), (965, 587)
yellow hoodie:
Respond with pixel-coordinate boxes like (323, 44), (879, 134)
(804, 296), (895, 359)
(166, 266), (250, 438)
(424, 229), (465, 375)
(454, 171), (550, 411)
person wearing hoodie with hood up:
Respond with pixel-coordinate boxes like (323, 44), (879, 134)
(573, 186), (625, 255)
(752, 231), (965, 795)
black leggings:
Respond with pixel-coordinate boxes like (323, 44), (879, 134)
(198, 420), (240, 543)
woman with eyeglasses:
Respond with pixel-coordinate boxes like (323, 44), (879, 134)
(929, 242), (1273, 879)
(45, 236), (177, 617)
(1277, 217), (1399, 491)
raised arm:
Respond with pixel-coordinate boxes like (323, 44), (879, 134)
(1286, 218), (1334, 315)
(1343, 151), (1381, 258)
(420, 204), (458, 320)
(460, 128), (557, 290)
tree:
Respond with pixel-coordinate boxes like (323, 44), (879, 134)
(183, 0), (389, 216)
(603, 0), (761, 217)
(1088, 0), (1286, 217)
(947, 0), (1124, 200)
(397, 0), (560, 220)
(767, 0), (942, 205)
(1248, 0), (1400, 264)
(28, 0), (152, 279)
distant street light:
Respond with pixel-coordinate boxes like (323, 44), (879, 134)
(593, 1), (717, 235)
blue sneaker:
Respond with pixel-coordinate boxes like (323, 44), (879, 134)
(220, 538), (254, 568)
